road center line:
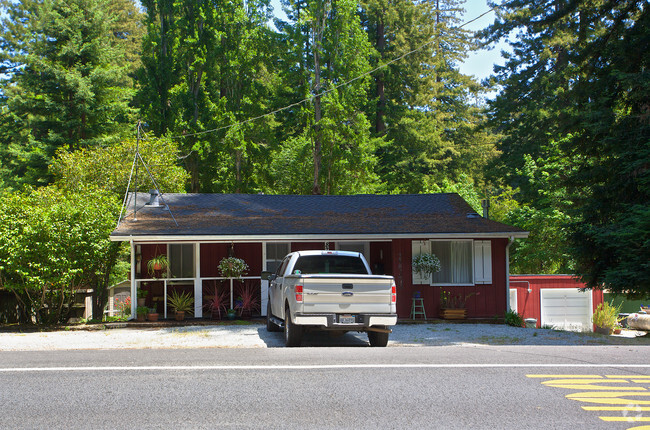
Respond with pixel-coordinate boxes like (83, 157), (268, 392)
(1, 363), (650, 373)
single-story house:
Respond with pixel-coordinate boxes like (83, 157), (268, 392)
(110, 192), (528, 320)
(510, 275), (605, 332)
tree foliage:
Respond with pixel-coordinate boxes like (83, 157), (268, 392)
(0, 186), (121, 324)
(0, 0), (141, 190)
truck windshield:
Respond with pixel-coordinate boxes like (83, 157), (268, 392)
(293, 256), (369, 275)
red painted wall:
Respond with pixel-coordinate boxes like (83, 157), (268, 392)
(394, 239), (509, 319)
(510, 275), (605, 328)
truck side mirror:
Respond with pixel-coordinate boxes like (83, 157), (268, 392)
(261, 271), (274, 281)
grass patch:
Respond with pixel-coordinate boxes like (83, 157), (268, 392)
(475, 335), (525, 345)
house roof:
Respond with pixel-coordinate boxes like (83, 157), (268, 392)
(110, 192), (528, 241)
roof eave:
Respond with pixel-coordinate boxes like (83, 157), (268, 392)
(110, 231), (529, 243)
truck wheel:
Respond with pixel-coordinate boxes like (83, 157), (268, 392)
(368, 330), (389, 347)
(284, 306), (303, 347)
(266, 301), (281, 332)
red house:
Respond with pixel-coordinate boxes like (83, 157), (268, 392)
(110, 192), (528, 320)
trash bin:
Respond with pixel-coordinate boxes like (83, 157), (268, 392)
(524, 318), (537, 329)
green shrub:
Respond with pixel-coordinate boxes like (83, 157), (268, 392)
(504, 309), (524, 327)
(592, 301), (622, 328)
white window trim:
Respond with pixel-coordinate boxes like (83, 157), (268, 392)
(429, 239), (475, 287)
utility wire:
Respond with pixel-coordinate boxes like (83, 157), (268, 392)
(167, 6), (498, 141)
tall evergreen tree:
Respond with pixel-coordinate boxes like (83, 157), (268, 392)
(138, 0), (279, 193)
(363, 0), (492, 193)
(272, 0), (381, 195)
(0, 0), (141, 189)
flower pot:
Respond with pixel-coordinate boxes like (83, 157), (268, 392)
(136, 314), (146, 322)
(594, 326), (612, 335)
(227, 311), (236, 320)
(137, 298), (146, 307)
(147, 313), (159, 322)
(175, 311), (185, 321)
(440, 308), (467, 320)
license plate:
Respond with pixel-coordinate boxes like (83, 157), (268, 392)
(339, 315), (355, 324)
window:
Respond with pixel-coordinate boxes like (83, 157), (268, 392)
(169, 244), (194, 278)
(266, 243), (290, 273)
(411, 241), (430, 285)
(431, 240), (473, 285)
(293, 255), (368, 275)
(474, 240), (492, 284)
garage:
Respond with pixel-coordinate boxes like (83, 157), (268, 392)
(540, 288), (593, 332)
(510, 275), (603, 332)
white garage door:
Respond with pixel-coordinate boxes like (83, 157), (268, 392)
(540, 288), (593, 332)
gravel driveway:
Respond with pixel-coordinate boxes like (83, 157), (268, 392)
(0, 322), (647, 351)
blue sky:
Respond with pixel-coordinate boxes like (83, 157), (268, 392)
(269, 0), (508, 82)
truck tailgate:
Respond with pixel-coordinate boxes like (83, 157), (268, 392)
(300, 275), (394, 314)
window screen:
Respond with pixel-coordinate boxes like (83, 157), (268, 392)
(169, 244), (194, 278)
(266, 243), (290, 273)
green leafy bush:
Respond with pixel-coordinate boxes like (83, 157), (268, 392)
(504, 310), (524, 327)
(592, 301), (622, 328)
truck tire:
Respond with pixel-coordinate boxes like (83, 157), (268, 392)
(368, 330), (389, 347)
(266, 301), (281, 332)
(284, 305), (303, 347)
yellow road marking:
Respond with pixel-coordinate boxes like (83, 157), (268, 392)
(526, 374), (602, 378)
(567, 391), (650, 405)
(600, 417), (650, 422)
(542, 378), (645, 390)
(583, 407), (650, 411)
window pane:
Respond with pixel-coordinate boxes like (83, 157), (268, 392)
(169, 244), (194, 278)
(431, 241), (472, 284)
(266, 243), (289, 272)
(431, 241), (451, 284)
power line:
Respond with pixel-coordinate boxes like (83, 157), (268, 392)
(167, 6), (498, 141)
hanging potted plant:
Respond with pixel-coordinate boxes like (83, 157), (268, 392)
(218, 257), (249, 279)
(412, 253), (441, 277)
(168, 290), (194, 321)
(147, 254), (169, 277)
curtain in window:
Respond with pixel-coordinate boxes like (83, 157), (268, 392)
(452, 241), (472, 284)
(431, 241), (472, 284)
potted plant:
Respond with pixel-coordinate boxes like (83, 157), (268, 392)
(147, 307), (159, 322)
(205, 287), (228, 320)
(592, 301), (623, 335)
(226, 308), (237, 320)
(136, 306), (148, 322)
(412, 252), (441, 277)
(439, 290), (475, 320)
(136, 288), (148, 306)
(236, 282), (261, 317)
(147, 254), (169, 277)
(168, 290), (194, 321)
(218, 257), (249, 279)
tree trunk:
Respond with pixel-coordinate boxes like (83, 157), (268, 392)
(375, 19), (386, 135)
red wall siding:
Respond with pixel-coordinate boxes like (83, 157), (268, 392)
(369, 242), (392, 275)
(510, 275), (605, 328)
(391, 238), (510, 319)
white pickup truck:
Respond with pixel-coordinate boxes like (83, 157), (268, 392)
(265, 250), (397, 347)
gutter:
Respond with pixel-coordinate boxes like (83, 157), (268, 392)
(110, 231), (530, 243)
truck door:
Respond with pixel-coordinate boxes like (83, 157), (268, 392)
(270, 256), (291, 317)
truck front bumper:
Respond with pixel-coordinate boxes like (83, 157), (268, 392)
(293, 313), (398, 329)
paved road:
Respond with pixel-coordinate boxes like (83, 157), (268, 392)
(1, 346), (649, 429)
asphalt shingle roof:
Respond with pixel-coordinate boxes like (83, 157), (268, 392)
(110, 192), (527, 239)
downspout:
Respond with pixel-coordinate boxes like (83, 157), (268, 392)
(506, 236), (515, 312)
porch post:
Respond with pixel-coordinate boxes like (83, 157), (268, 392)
(194, 242), (202, 318)
(261, 241), (268, 316)
(130, 239), (136, 319)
